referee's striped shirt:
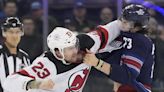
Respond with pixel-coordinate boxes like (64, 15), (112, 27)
(0, 44), (30, 92)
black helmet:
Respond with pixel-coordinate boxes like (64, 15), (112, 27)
(121, 4), (150, 28)
(1, 17), (23, 32)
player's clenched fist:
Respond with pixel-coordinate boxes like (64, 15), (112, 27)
(27, 79), (54, 90)
(39, 79), (54, 90)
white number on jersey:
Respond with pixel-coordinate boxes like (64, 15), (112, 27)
(123, 37), (132, 49)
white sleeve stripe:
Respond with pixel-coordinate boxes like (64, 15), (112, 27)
(122, 55), (143, 66)
(126, 63), (140, 73)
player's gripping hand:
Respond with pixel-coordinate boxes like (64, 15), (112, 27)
(84, 49), (110, 75)
(83, 49), (99, 67)
(39, 79), (54, 90)
(27, 79), (54, 90)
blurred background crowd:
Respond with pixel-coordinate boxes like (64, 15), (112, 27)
(0, 0), (164, 92)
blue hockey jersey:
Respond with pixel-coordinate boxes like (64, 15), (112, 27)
(105, 32), (155, 92)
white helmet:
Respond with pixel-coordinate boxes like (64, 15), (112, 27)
(47, 27), (78, 64)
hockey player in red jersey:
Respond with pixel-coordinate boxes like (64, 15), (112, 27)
(3, 27), (91, 92)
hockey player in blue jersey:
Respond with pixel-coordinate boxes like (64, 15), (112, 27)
(83, 4), (154, 92)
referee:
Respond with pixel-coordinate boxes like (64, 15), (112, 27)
(0, 17), (30, 92)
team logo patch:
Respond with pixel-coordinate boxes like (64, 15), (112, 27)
(65, 68), (90, 92)
(136, 9), (145, 15)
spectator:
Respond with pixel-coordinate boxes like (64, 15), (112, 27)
(148, 8), (156, 17)
(1, 1), (18, 18)
(30, 1), (58, 34)
(69, 2), (95, 33)
(64, 19), (78, 35)
(0, 1), (18, 24)
(0, 1), (18, 44)
(158, 25), (164, 41)
(153, 25), (164, 92)
(100, 7), (114, 25)
(0, 0), (5, 12)
(147, 2), (164, 24)
(16, 0), (33, 16)
(147, 17), (158, 41)
(19, 16), (43, 61)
